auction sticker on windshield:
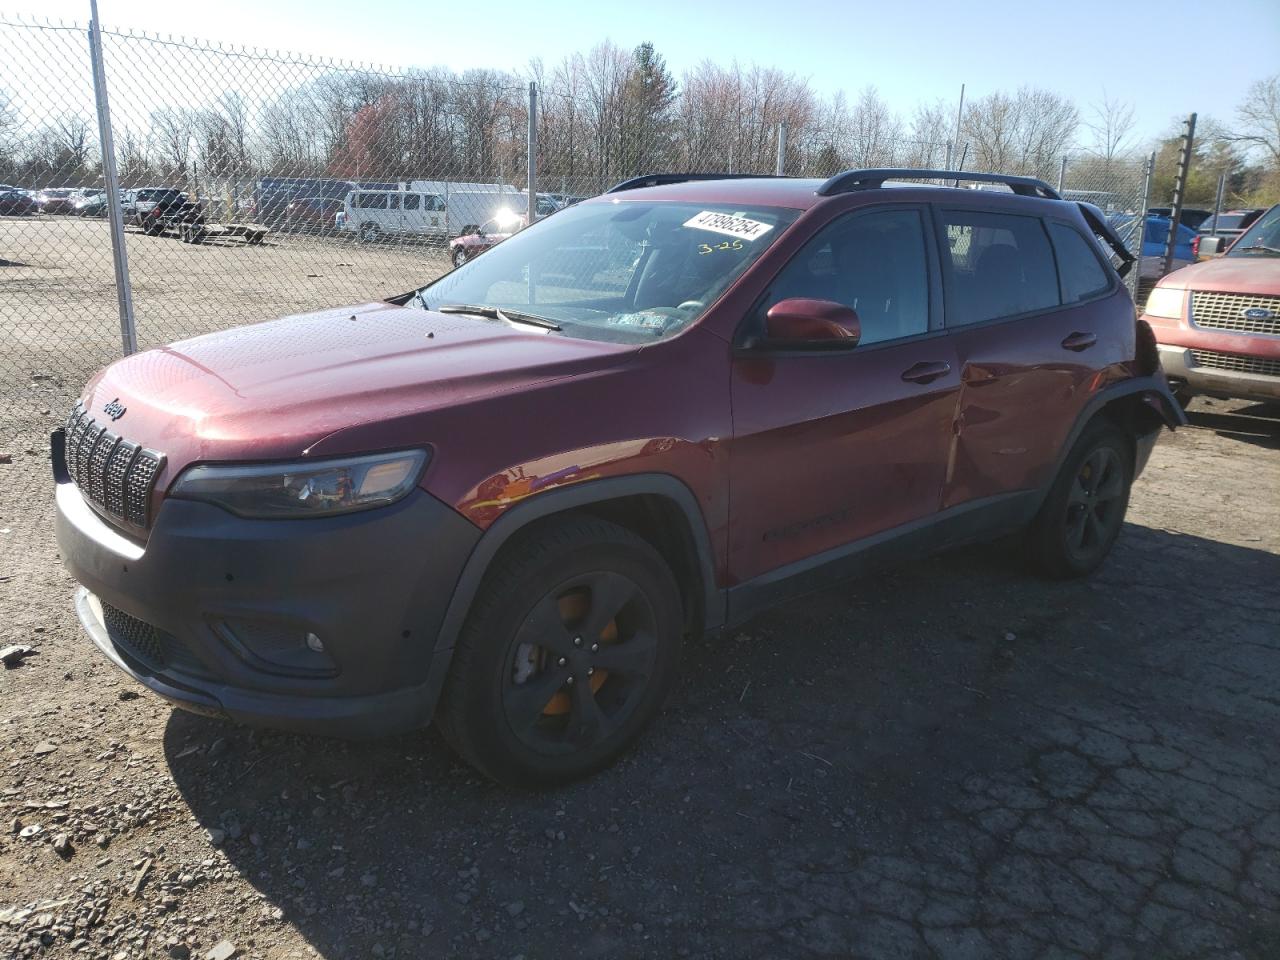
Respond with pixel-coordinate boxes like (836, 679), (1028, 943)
(683, 211), (775, 241)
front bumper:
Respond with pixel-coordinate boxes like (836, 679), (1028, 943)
(1158, 344), (1280, 403)
(55, 455), (481, 739)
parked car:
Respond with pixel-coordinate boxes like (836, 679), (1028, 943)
(1197, 208), (1266, 250)
(123, 188), (199, 233)
(35, 188), (82, 215)
(1111, 214), (1196, 278)
(53, 168), (1183, 786)
(73, 191), (109, 217)
(338, 184), (525, 242)
(281, 196), (345, 234)
(0, 188), (38, 216)
(448, 213), (525, 267)
(1148, 206), (1214, 231)
(1142, 203), (1280, 406)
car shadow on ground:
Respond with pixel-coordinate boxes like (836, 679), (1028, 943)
(161, 524), (1280, 959)
(1185, 399), (1280, 450)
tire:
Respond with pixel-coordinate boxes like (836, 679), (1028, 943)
(1026, 421), (1133, 579)
(451, 247), (468, 268)
(436, 515), (683, 787)
(359, 222), (380, 243)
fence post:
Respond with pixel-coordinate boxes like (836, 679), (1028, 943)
(775, 123), (787, 176)
(1208, 171), (1226, 236)
(1162, 113), (1196, 277)
(1057, 156), (1068, 195)
(526, 81), (538, 226)
(1131, 151), (1155, 300)
(87, 0), (137, 356)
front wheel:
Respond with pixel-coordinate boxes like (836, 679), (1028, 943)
(436, 515), (683, 787)
(359, 222), (380, 243)
(1025, 421), (1133, 578)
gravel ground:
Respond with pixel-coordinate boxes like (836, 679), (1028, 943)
(0, 395), (1277, 960)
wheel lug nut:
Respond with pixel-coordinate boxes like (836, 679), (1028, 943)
(557, 656), (567, 667)
(573, 636), (583, 647)
(590, 642), (599, 652)
(565, 676), (575, 685)
(587, 667), (595, 677)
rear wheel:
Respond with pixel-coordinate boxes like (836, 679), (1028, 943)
(359, 221), (380, 243)
(1026, 421), (1133, 578)
(436, 516), (683, 787)
(452, 247), (469, 268)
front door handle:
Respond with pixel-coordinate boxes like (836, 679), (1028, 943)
(1061, 331), (1097, 351)
(901, 361), (952, 384)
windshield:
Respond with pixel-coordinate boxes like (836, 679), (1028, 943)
(415, 199), (800, 342)
(1227, 205), (1280, 256)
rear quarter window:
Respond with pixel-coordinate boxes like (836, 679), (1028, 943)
(1047, 222), (1112, 303)
(940, 210), (1060, 326)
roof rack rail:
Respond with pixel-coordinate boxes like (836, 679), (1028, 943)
(605, 173), (783, 194)
(817, 168), (1061, 200)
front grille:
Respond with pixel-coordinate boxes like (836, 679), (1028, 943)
(1190, 349), (1280, 378)
(102, 602), (166, 667)
(1190, 291), (1280, 336)
(64, 403), (164, 530)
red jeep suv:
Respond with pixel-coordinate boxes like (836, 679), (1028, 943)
(54, 169), (1183, 785)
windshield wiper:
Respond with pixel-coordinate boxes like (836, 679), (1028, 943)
(1235, 244), (1280, 255)
(436, 303), (562, 331)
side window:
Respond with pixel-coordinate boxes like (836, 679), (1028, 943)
(1047, 222), (1111, 303)
(425, 194), (444, 212)
(940, 210), (1059, 325)
(756, 208), (930, 346)
(388, 194), (401, 211)
(403, 193), (420, 211)
(355, 193), (386, 210)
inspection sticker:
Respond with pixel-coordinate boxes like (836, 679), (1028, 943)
(682, 210), (774, 241)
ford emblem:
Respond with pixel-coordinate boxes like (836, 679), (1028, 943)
(1241, 306), (1274, 321)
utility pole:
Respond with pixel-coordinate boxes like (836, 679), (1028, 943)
(1162, 113), (1196, 277)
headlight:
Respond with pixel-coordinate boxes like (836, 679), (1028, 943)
(1143, 286), (1185, 319)
(171, 450), (427, 518)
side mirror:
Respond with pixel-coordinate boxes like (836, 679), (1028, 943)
(762, 298), (861, 348)
(1196, 235), (1224, 257)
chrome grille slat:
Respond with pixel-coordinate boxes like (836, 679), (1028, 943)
(1190, 349), (1280, 378)
(64, 403), (164, 531)
(1190, 291), (1280, 336)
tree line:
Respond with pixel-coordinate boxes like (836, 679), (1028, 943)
(1, 36), (1277, 208)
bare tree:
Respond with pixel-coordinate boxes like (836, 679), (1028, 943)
(1226, 74), (1280, 167)
(963, 87), (1077, 179)
(1085, 92), (1136, 166)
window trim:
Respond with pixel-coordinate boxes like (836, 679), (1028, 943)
(932, 207), (1074, 331)
(734, 202), (944, 353)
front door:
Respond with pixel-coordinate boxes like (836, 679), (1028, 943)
(728, 205), (960, 588)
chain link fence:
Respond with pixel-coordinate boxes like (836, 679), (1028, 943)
(2, 15), (1154, 437)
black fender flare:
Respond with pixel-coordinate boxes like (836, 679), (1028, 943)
(1034, 374), (1185, 511)
(432, 473), (724, 658)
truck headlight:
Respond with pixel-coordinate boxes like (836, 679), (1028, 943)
(171, 450), (428, 518)
(1143, 286), (1185, 320)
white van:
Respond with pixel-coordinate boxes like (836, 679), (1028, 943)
(340, 185), (533, 241)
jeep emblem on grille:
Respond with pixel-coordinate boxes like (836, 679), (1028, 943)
(1241, 306), (1275, 321)
(103, 398), (127, 421)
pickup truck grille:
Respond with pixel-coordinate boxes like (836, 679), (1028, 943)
(1190, 291), (1280, 336)
(1190, 350), (1280, 378)
(64, 403), (164, 529)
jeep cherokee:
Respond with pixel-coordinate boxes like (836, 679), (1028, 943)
(54, 168), (1184, 786)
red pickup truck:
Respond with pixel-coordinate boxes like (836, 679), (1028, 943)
(1143, 203), (1280, 405)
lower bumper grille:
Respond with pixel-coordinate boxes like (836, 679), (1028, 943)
(100, 603), (206, 676)
(1190, 349), (1280, 378)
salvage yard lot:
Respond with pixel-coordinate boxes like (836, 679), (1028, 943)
(1, 212), (1279, 959)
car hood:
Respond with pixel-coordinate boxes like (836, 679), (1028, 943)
(79, 301), (634, 481)
(1156, 255), (1280, 293)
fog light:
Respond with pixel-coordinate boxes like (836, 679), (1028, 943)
(305, 632), (324, 653)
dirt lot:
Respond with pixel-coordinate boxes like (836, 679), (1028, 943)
(2, 214), (1279, 958)
(1, 215), (451, 426)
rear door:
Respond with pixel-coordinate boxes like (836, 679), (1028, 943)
(936, 205), (1118, 509)
(728, 204), (960, 585)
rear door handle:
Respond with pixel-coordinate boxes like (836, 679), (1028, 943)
(901, 361), (952, 384)
(1061, 331), (1097, 351)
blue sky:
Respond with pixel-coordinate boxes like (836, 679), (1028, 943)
(31, 0), (1280, 144)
